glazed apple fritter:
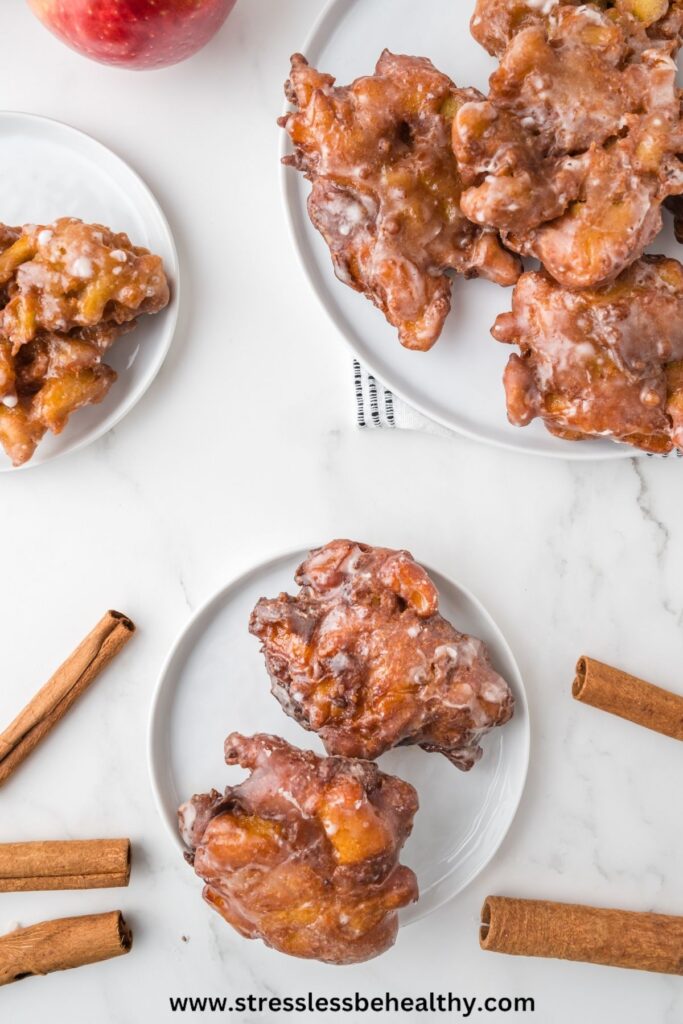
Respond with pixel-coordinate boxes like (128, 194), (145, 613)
(0, 218), (169, 466)
(471, 0), (683, 58)
(280, 50), (520, 351)
(250, 541), (514, 770)
(178, 733), (419, 965)
(492, 256), (683, 453)
(454, 4), (683, 287)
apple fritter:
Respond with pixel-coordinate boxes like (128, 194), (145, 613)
(0, 218), (169, 349)
(0, 218), (169, 466)
(280, 50), (520, 351)
(471, 0), (683, 57)
(493, 257), (683, 453)
(454, 5), (683, 286)
(178, 733), (418, 965)
(250, 541), (514, 770)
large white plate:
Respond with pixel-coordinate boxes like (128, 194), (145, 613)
(0, 111), (179, 471)
(149, 546), (529, 924)
(281, 0), (682, 459)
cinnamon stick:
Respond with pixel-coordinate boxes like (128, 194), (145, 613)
(0, 911), (132, 985)
(573, 656), (683, 740)
(0, 611), (135, 786)
(480, 896), (683, 975)
(0, 839), (131, 892)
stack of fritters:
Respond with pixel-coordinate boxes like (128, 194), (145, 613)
(281, 0), (683, 454)
(179, 540), (516, 964)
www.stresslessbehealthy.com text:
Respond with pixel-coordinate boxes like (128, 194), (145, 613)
(168, 992), (536, 1015)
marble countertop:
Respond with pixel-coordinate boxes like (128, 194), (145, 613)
(2, 2), (683, 1021)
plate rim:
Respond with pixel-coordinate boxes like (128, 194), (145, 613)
(278, 0), (639, 462)
(147, 543), (531, 922)
(0, 109), (180, 473)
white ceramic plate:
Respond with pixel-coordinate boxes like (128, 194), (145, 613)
(281, 0), (682, 459)
(0, 111), (179, 471)
(149, 547), (529, 923)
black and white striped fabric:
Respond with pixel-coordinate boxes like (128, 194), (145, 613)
(353, 360), (683, 456)
(353, 360), (452, 436)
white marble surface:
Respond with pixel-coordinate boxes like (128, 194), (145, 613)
(1, 2), (683, 1021)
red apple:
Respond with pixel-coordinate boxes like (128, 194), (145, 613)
(26, 0), (237, 70)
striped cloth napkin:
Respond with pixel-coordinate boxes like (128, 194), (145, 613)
(353, 360), (452, 437)
(353, 360), (682, 455)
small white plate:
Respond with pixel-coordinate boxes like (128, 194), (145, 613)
(280, 0), (681, 459)
(149, 547), (529, 923)
(0, 111), (179, 471)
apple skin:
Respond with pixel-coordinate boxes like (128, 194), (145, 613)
(26, 0), (237, 70)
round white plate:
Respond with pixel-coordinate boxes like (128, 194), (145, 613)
(281, 0), (682, 459)
(149, 547), (529, 923)
(0, 111), (179, 471)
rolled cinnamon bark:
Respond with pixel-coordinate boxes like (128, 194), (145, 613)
(0, 839), (131, 892)
(0, 611), (135, 786)
(480, 897), (683, 975)
(573, 657), (683, 741)
(0, 911), (132, 985)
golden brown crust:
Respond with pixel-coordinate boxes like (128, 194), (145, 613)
(281, 51), (520, 350)
(250, 540), (514, 769)
(178, 733), (418, 965)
